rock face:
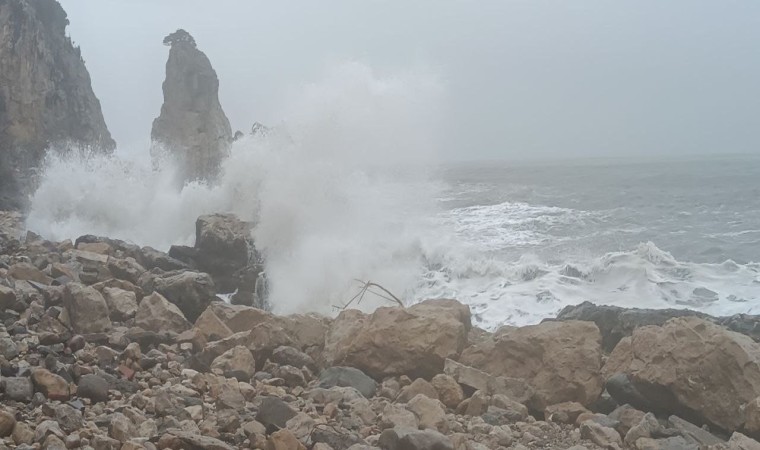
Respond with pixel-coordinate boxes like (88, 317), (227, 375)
(151, 29), (232, 185)
(459, 320), (603, 410)
(603, 316), (760, 432)
(0, 0), (114, 209)
(323, 299), (471, 379)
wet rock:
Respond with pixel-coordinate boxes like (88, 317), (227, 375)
(319, 366), (377, 398)
(604, 317), (760, 432)
(63, 283), (112, 333)
(324, 299), (470, 379)
(134, 292), (191, 335)
(460, 320), (603, 410)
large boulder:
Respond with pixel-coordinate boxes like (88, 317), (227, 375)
(63, 283), (112, 334)
(323, 299), (471, 379)
(194, 213), (255, 292)
(134, 292), (191, 335)
(139, 269), (216, 322)
(603, 317), (760, 433)
(459, 320), (603, 410)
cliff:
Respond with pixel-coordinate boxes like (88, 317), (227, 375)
(0, 0), (115, 210)
(151, 29), (232, 185)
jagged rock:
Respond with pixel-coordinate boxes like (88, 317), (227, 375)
(8, 262), (52, 284)
(430, 374), (464, 409)
(460, 320), (603, 410)
(193, 306), (233, 343)
(140, 270), (215, 322)
(151, 29), (232, 185)
(397, 378), (439, 403)
(139, 246), (189, 271)
(319, 366), (377, 398)
(0, 409), (15, 437)
(158, 429), (235, 450)
(378, 427), (453, 450)
(210, 345), (256, 380)
(256, 396), (297, 430)
(194, 213), (255, 292)
(545, 402), (590, 425)
(608, 404), (647, 437)
(406, 394), (448, 432)
(0, 0), (115, 210)
(53, 404), (82, 433)
(725, 433), (760, 450)
(667, 415), (724, 447)
(0, 284), (16, 310)
(603, 317), (760, 432)
(271, 346), (315, 370)
(443, 358), (534, 404)
(62, 282), (112, 333)
(134, 292), (191, 335)
(580, 420), (623, 449)
(101, 287), (138, 321)
(3, 376), (33, 402)
(324, 299), (470, 379)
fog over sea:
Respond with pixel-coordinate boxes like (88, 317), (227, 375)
(25, 63), (760, 330)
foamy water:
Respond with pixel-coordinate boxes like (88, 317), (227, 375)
(25, 63), (760, 329)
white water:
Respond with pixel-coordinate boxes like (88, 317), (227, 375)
(25, 62), (760, 329)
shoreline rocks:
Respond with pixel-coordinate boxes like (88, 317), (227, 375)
(0, 213), (759, 449)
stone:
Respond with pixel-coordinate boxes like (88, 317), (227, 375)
(285, 412), (315, 442)
(319, 366), (378, 398)
(460, 320), (603, 410)
(213, 376), (246, 411)
(193, 306), (233, 342)
(406, 394), (448, 433)
(8, 262), (52, 284)
(667, 416), (723, 446)
(324, 299), (471, 379)
(490, 394), (529, 422)
(12, 421), (34, 445)
(54, 404), (82, 432)
(134, 292), (191, 335)
(140, 246), (189, 271)
(267, 429), (307, 450)
(142, 270), (216, 322)
(634, 437), (699, 450)
(194, 214), (254, 291)
(76, 374), (109, 403)
(580, 420), (623, 450)
(397, 378), (439, 403)
(727, 433), (760, 450)
(107, 257), (146, 284)
(380, 403), (419, 430)
(151, 29), (232, 185)
(624, 413), (664, 447)
(256, 396), (298, 430)
(158, 429), (236, 450)
(603, 317), (760, 432)
(430, 374), (464, 409)
(443, 358), (534, 405)
(31, 368), (70, 400)
(63, 283), (112, 333)
(210, 345), (256, 380)
(378, 427), (454, 450)
(545, 402), (590, 425)
(0, 285), (16, 310)
(3, 376), (33, 402)
(102, 287), (138, 321)
(271, 346), (316, 370)
(109, 412), (136, 442)
(0, 336), (18, 359)
(744, 397), (760, 436)
(0, 409), (15, 437)
(608, 404), (647, 437)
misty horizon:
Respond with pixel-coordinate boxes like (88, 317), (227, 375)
(59, 0), (759, 161)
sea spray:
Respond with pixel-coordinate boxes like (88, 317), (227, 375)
(27, 61), (448, 316)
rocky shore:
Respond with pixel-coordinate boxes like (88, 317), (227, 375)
(1, 212), (760, 450)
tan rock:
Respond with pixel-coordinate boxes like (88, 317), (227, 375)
(727, 432), (760, 450)
(134, 292), (191, 335)
(211, 345), (256, 379)
(324, 299), (471, 379)
(604, 317), (760, 432)
(12, 421), (34, 445)
(266, 429), (306, 450)
(102, 287), (138, 321)
(580, 420), (623, 450)
(31, 368), (70, 400)
(8, 261), (52, 284)
(0, 409), (15, 437)
(194, 306), (234, 342)
(444, 358), (534, 405)
(406, 394), (448, 433)
(430, 374), (464, 409)
(460, 320), (603, 409)
(545, 402), (590, 424)
(397, 378), (439, 403)
(63, 282), (112, 333)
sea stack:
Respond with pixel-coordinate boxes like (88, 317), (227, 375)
(0, 0), (115, 210)
(151, 29), (232, 185)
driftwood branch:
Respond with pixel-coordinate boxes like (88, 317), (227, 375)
(334, 279), (404, 311)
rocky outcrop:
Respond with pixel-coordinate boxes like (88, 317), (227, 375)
(603, 316), (760, 433)
(0, 0), (115, 210)
(323, 299), (471, 380)
(460, 320), (604, 411)
(151, 29), (232, 185)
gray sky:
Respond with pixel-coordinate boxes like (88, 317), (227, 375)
(60, 0), (760, 160)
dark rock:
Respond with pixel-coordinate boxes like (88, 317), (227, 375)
(311, 426), (366, 449)
(139, 246), (189, 271)
(319, 366), (377, 398)
(193, 214), (256, 292)
(605, 373), (655, 412)
(255, 396), (297, 431)
(139, 269), (215, 322)
(76, 374), (109, 403)
(54, 404), (83, 432)
(271, 346), (315, 370)
(2, 376), (33, 402)
(378, 427), (453, 450)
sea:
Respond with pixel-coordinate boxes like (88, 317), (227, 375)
(23, 63), (760, 330)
